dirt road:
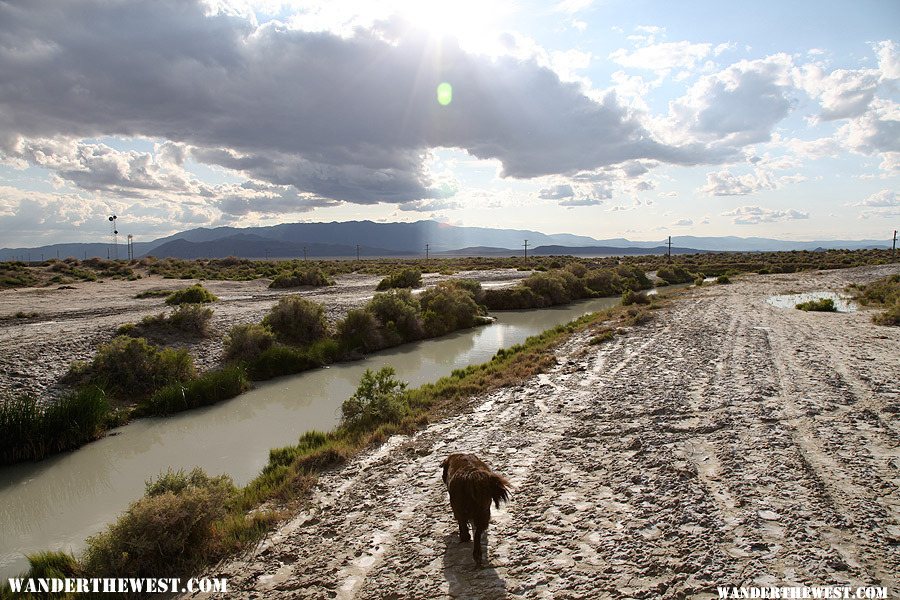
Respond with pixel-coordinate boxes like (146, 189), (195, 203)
(192, 266), (899, 599)
(0, 269), (526, 402)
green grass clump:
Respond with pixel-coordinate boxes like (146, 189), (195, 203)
(68, 336), (196, 400)
(139, 366), (250, 415)
(165, 284), (218, 305)
(269, 268), (334, 289)
(796, 298), (837, 312)
(716, 275), (731, 284)
(263, 296), (329, 346)
(376, 268), (422, 290)
(0, 387), (111, 465)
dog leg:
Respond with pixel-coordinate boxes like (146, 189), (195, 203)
(458, 519), (471, 542)
(472, 509), (490, 567)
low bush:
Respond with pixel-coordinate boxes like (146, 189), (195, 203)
(622, 289), (650, 306)
(82, 468), (237, 579)
(139, 366), (250, 415)
(336, 309), (384, 353)
(419, 282), (482, 337)
(583, 269), (624, 297)
(134, 289), (173, 299)
(848, 274), (899, 325)
(224, 323), (275, 362)
(0, 387), (111, 465)
(269, 268), (334, 289)
(873, 300), (900, 326)
(656, 265), (695, 285)
(165, 284), (218, 305)
(246, 345), (316, 380)
(796, 298), (837, 312)
(72, 336), (196, 399)
(376, 268), (422, 290)
(340, 367), (409, 431)
(120, 305), (214, 339)
(365, 290), (423, 344)
(716, 275), (731, 284)
(263, 296), (329, 346)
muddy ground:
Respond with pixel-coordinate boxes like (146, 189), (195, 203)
(0, 269), (528, 403)
(188, 265), (899, 599)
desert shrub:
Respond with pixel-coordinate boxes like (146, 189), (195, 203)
(0, 387), (110, 465)
(336, 309), (384, 353)
(522, 271), (576, 305)
(873, 299), (900, 326)
(622, 289), (650, 306)
(483, 285), (543, 310)
(165, 284), (218, 305)
(616, 265), (653, 290)
(83, 468), (236, 578)
(246, 345), (317, 380)
(140, 366), (250, 415)
(716, 275), (731, 284)
(419, 282), (482, 337)
(796, 298), (837, 312)
(442, 278), (486, 304)
(269, 268), (334, 288)
(263, 296), (329, 346)
(224, 323), (275, 362)
(366, 290), (424, 344)
(583, 269), (624, 297)
(135, 289), (173, 299)
(565, 262), (589, 278)
(77, 336), (196, 399)
(167, 304), (214, 336)
(340, 367), (408, 431)
(656, 265), (695, 284)
(376, 268), (422, 290)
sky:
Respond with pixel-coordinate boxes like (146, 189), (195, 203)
(0, 0), (897, 247)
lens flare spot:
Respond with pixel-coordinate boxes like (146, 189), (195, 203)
(437, 82), (453, 106)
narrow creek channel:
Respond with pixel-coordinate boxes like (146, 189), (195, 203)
(0, 296), (628, 578)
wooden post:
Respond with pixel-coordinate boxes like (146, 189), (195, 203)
(523, 239), (528, 263)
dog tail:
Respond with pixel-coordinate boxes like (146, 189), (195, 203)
(490, 473), (511, 509)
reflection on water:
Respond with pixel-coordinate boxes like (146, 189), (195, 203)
(766, 291), (857, 312)
(0, 297), (621, 578)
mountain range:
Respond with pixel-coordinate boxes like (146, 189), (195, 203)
(0, 220), (891, 261)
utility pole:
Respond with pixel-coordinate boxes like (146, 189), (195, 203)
(127, 234), (133, 260)
(108, 215), (118, 259)
(523, 239), (528, 263)
(425, 243), (429, 260)
(893, 229), (897, 257)
(667, 235), (672, 262)
(356, 244), (360, 261)
(303, 245), (308, 261)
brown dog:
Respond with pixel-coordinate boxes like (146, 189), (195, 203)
(441, 453), (511, 566)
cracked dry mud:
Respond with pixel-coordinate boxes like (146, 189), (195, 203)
(188, 265), (899, 600)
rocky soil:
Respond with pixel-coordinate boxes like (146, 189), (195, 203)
(0, 269), (527, 403)
(187, 265), (899, 599)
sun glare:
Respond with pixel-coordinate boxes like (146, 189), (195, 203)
(393, 0), (505, 47)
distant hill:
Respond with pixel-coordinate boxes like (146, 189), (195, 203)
(146, 234), (413, 259)
(0, 219), (891, 260)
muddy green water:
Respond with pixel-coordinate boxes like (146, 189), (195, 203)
(0, 297), (625, 578)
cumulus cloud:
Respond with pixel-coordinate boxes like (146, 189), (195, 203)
(538, 184), (575, 200)
(660, 54), (796, 152)
(609, 41), (712, 72)
(856, 189), (897, 207)
(700, 170), (776, 196)
(673, 218), (693, 226)
(722, 206), (809, 225)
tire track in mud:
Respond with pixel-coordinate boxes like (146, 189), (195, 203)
(189, 266), (899, 599)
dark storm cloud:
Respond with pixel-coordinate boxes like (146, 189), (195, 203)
(0, 0), (718, 205)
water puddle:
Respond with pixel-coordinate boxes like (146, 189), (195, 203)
(766, 291), (857, 312)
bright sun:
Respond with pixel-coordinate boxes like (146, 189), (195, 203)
(392, 0), (505, 44)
